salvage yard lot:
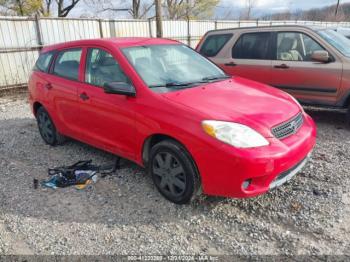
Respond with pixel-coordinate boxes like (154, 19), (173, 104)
(0, 92), (349, 255)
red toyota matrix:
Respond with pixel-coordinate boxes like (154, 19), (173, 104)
(28, 38), (316, 204)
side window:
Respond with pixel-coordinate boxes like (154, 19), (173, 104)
(277, 32), (325, 62)
(53, 48), (82, 81)
(34, 52), (54, 72)
(199, 33), (233, 57)
(232, 32), (271, 60)
(85, 48), (128, 87)
(302, 34), (325, 57)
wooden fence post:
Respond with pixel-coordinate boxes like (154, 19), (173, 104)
(34, 14), (43, 48)
(98, 19), (104, 38)
(148, 18), (153, 37)
(187, 19), (191, 46)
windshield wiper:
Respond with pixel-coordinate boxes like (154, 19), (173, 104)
(201, 75), (231, 82)
(149, 75), (231, 89)
(149, 82), (196, 88)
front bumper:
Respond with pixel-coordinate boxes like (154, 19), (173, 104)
(269, 152), (311, 190)
(192, 112), (317, 198)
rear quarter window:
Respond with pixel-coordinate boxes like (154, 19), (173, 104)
(199, 33), (233, 57)
(34, 52), (54, 73)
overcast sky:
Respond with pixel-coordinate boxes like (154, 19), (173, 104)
(221, 0), (350, 12)
(73, 0), (350, 18)
(213, 0), (350, 18)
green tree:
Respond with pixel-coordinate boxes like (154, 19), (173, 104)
(165, 0), (219, 20)
(0, 0), (42, 16)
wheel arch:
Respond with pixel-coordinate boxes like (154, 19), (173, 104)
(345, 93), (350, 108)
(142, 133), (202, 198)
(142, 134), (178, 166)
(33, 101), (43, 116)
(141, 134), (199, 174)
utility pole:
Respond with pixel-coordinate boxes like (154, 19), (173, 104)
(155, 0), (163, 37)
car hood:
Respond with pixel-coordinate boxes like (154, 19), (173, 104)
(162, 77), (301, 138)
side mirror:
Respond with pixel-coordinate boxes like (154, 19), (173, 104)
(103, 82), (136, 97)
(311, 50), (330, 63)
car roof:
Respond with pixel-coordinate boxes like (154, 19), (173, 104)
(41, 37), (180, 52)
(205, 24), (323, 34)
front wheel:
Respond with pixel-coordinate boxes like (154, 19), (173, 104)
(149, 140), (200, 204)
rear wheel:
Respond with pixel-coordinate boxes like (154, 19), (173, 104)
(149, 140), (200, 204)
(36, 107), (65, 146)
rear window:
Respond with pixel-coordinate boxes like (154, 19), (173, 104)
(199, 33), (233, 57)
(232, 32), (271, 60)
(34, 52), (54, 72)
(53, 48), (82, 81)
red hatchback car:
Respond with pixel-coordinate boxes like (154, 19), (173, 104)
(28, 38), (316, 204)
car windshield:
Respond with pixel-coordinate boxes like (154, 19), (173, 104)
(121, 44), (229, 92)
(317, 29), (350, 57)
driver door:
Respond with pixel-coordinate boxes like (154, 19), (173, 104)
(78, 47), (137, 159)
(270, 31), (342, 105)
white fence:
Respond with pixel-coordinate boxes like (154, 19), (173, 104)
(1, 16), (350, 90)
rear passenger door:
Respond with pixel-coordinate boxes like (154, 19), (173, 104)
(270, 31), (342, 105)
(217, 32), (273, 84)
(49, 48), (83, 137)
(78, 47), (137, 159)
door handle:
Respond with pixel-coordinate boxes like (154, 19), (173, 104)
(224, 62), (237, 67)
(274, 64), (289, 69)
(44, 83), (53, 90)
(79, 92), (89, 101)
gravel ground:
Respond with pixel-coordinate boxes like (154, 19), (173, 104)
(0, 92), (349, 256)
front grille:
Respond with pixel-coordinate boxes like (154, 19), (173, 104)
(272, 112), (304, 139)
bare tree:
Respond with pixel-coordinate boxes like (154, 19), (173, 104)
(165, 0), (183, 19)
(40, 0), (52, 16)
(84, 0), (153, 19)
(56, 0), (80, 17)
(269, 11), (292, 20)
(240, 0), (257, 20)
(131, 0), (154, 18)
(335, 0), (340, 16)
(37, 0), (82, 17)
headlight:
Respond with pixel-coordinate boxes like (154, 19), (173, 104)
(202, 120), (269, 148)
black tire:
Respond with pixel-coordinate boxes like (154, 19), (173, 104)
(346, 105), (350, 127)
(36, 106), (65, 146)
(149, 140), (200, 204)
